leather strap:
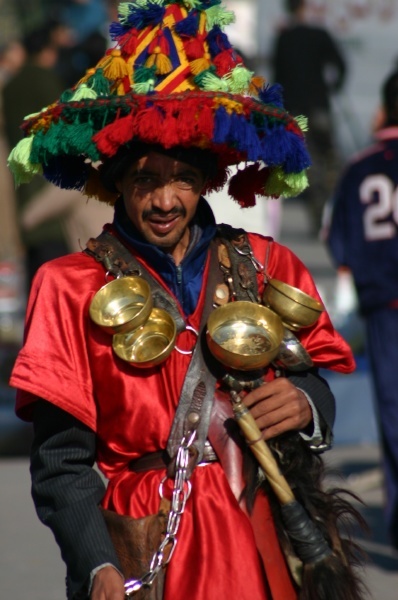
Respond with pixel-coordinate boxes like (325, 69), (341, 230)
(129, 441), (218, 473)
(85, 232), (186, 334)
(166, 237), (224, 472)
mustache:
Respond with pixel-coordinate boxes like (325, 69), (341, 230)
(142, 206), (186, 220)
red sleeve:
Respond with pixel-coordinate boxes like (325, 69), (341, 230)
(9, 253), (103, 428)
(248, 234), (355, 374)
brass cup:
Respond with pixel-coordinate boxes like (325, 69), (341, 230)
(206, 301), (284, 371)
(89, 276), (153, 335)
(112, 307), (177, 368)
(262, 278), (324, 330)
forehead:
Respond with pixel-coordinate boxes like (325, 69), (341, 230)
(130, 151), (203, 175)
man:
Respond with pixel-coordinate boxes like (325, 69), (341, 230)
(272, 0), (347, 235)
(326, 69), (398, 552)
(9, 2), (360, 599)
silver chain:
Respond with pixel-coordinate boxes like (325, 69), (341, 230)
(124, 430), (196, 597)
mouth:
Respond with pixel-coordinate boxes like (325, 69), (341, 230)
(146, 214), (181, 235)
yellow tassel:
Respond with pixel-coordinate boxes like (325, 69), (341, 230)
(190, 56), (211, 76)
(249, 76), (267, 96)
(101, 49), (129, 81)
(213, 97), (244, 115)
(145, 49), (172, 75)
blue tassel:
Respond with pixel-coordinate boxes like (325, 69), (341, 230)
(127, 3), (165, 29)
(259, 83), (285, 108)
(242, 121), (262, 161)
(260, 125), (292, 167)
(206, 25), (232, 56)
(109, 21), (129, 41)
(213, 106), (231, 144)
(282, 131), (312, 173)
(260, 126), (311, 172)
(174, 10), (200, 37)
(227, 113), (261, 160)
(43, 156), (90, 190)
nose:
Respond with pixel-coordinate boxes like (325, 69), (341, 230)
(151, 181), (178, 212)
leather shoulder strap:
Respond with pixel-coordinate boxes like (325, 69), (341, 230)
(85, 231), (186, 333)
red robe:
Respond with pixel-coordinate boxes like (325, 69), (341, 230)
(10, 231), (354, 600)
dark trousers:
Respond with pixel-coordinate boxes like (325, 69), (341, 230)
(366, 307), (398, 548)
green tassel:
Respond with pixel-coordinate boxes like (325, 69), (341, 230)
(284, 171), (309, 196)
(183, 0), (202, 9)
(7, 137), (43, 185)
(62, 121), (100, 160)
(70, 84), (98, 101)
(194, 68), (229, 92)
(60, 89), (75, 103)
(30, 122), (66, 164)
(134, 65), (157, 83)
(224, 65), (253, 94)
(265, 167), (309, 198)
(86, 68), (111, 96)
(118, 3), (133, 24)
(295, 115), (308, 132)
(205, 5), (235, 30)
(132, 65), (156, 93)
(132, 80), (155, 94)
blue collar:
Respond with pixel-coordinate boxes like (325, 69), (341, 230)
(112, 197), (217, 315)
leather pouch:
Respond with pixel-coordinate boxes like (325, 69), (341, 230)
(100, 498), (170, 599)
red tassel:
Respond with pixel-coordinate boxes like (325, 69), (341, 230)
(228, 164), (268, 207)
(119, 29), (139, 57)
(183, 36), (206, 60)
(136, 106), (165, 144)
(196, 103), (214, 141)
(93, 115), (135, 156)
(204, 165), (230, 195)
(214, 49), (243, 77)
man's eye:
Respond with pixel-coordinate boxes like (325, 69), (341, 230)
(174, 176), (197, 187)
(132, 176), (156, 188)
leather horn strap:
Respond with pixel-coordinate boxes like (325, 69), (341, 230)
(85, 231), (186, 334)
(166, 237), (224, 473)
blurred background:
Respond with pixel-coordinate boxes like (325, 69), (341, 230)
(1, 1), (398, 598)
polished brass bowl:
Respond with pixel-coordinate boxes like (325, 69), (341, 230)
(206, 301), (284, 371)
(89, 276), (152, 335)
(262, 278), (324, 330)
(112, 307), (177, 368)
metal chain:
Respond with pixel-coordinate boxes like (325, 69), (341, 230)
(124, 430), (196, 597)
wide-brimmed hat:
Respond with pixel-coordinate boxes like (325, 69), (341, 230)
(8, 0), (311, 207)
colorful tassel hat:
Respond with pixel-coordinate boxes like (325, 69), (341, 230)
(8, 0), (311, 208)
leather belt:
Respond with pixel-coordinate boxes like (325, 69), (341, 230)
(129, 440), (219, 473)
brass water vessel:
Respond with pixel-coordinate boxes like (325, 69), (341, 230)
(112, 307), (177, 368)
(206, 301), (284, 371)
(89, 276), (152, 335)
(263, 278), (324, 330)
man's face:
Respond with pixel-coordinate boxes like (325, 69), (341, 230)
(116, 152), (205, 265)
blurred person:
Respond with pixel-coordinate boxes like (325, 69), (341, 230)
(1, 20), (113, 287)
(48, 0), (109, 87)
(325, 69), (398, 551)
(1, 21), (73, 287)
(272, 0), (347, 236)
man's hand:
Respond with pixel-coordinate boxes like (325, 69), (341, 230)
(242, 377), (312, 441)
(91, 565), (125, 599)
